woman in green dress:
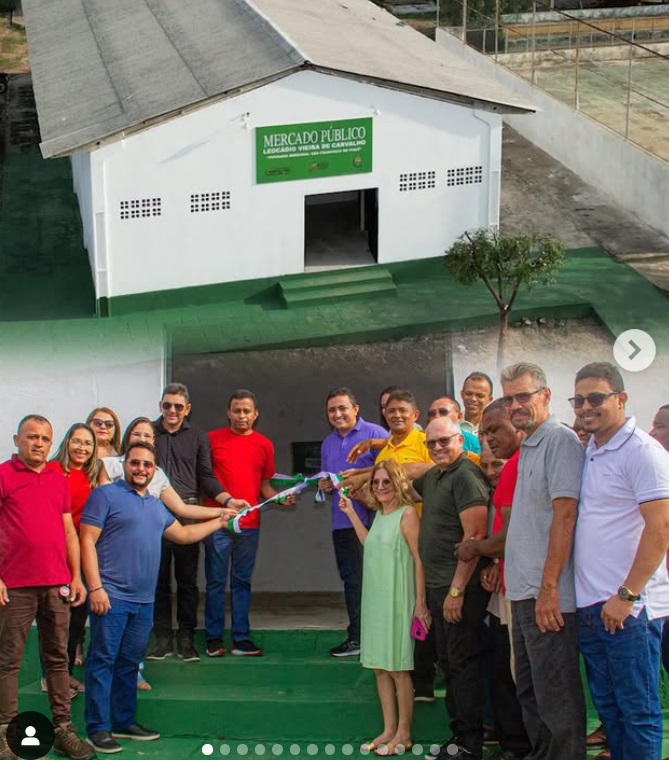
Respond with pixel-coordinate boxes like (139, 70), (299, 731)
(340, 460), (429, 757)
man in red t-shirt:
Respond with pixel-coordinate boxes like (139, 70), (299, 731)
(0, 415), (93, 760)
(456, 399), (529, 760)
(204, 390), (295, 657)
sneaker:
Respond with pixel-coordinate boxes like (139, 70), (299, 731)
(41, 677), (78, 700)
(483, 725), (499, 745)
(587, 724), (607, 747)
(329, 639), (360, 657)
(1, 723), (17, 760)
(53, 722), (96, 759)
(206, 639), (227, 657)
(111, 723), (160, 741)
(414, 688), (435, 703)
(145, 637), (173, 660)
(231, 639), (263, 656)
(86, 730), (122, 754)
(425, 742), (471, 760)
(177, 637), (201, 662)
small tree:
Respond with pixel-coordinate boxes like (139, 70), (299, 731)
(445, 228), (566, 368)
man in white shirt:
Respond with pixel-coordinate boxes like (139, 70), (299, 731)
(573, 362), (669, 760)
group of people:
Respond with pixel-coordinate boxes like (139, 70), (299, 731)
(324, 365), (669, 760)
(0, 365), (668, 760)
(0, 384), (290, 757)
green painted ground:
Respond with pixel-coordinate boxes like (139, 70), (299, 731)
(0, 149), (666, 357)
(13, 629), (669, 759)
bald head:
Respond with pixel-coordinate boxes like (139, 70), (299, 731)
(425, 416), (464, 469)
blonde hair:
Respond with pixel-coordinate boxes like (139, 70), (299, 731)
(365, 460), (414, 512)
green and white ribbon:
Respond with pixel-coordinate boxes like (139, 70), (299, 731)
(228, 471), (343, 533)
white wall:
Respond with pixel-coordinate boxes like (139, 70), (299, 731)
(436, 28), (669, 241)
(84, 70), (501, 298)
(0, 318), (166, 461)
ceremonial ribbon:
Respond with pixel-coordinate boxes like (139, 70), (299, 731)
(227, 471), (343, 533)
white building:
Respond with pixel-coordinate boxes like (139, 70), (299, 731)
(25, 0), (533, 312)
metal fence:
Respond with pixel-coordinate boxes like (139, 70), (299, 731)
(439, 1), (669, 162)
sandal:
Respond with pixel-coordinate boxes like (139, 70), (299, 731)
(374, 741), (413, 756)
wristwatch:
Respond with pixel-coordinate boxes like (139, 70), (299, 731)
(449, 585), (464, 598)
(617, 585), (641, 602)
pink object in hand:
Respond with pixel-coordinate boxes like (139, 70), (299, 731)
(410, 617), (427, 641)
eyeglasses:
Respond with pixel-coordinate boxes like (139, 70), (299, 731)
(162, 401), (185, 412)
(371, 478), (392, 488)
(426, 433), (460, 450)
(70, 438), (94, 448)
(501, 389), (545, 407)
(427, 407), (454, 419)
(127, 459), (155, 469)
(90, 418), (115, 428)
(568, 391), (619, 409)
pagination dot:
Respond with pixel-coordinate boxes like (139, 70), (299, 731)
(202, 744), (213, 756)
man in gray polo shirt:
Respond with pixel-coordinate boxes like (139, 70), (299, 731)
(501, 362), (586, 760)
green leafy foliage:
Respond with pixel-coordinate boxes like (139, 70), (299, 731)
(445, 227), (566, 365)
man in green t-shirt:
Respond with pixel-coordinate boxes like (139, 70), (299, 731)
(412, 416), (490, 760)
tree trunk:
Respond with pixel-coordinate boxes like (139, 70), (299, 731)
(497, 308), (509, 370)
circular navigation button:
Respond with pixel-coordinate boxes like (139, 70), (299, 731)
(5, 711), (54, 760)
(613, 329), (656, 372)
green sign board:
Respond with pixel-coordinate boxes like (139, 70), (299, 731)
(256, 118), (373, 184)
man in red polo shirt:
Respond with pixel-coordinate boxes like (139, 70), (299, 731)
(456, 399), (529, 760)
(0, 415), (93, 760)
(204, 390), (295, 658)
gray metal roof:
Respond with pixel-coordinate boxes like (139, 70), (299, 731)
(24, 0), (534, 159)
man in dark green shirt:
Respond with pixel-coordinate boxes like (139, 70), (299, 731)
(412, 416), (490, 760)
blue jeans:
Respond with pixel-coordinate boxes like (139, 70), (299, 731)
(85, 598), (153, 735)
(204, 529), (260, 642)
(578, 602), (664, 760)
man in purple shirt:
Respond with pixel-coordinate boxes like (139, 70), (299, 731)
(318, 387), (388, 657)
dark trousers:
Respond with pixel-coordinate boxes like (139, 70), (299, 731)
(489, 613), (531, 754)
(153, 538), (199, 639)
(428, 583), (490, 759)
(0, 586), (72, 726)
(68, 601), (89, 673)
(413, 626), (436, 693)
(511, 598), (586, 760)
(332, 529), (363, 642)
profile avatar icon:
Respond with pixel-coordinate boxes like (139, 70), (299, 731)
(5, 711), (54, 760)
(21, 726), (40, 746)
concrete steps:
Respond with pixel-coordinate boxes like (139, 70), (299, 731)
(279, 267), (397, 308)
(17, 630), (444, 742)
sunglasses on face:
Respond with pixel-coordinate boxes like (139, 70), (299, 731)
(127, 459), (155, 469)
(427, 407), (454, 419)
(568, 391), (619, 409)
(501, 388), (545, 407)
(426, 433), (459, 450)
(90, 419), (115, 428)
(371, 478), (392, 488)
(162, 401), (185, 412)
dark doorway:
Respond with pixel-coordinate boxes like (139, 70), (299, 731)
(304, 189), (378, 270)
(173, 333), (453, 592)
